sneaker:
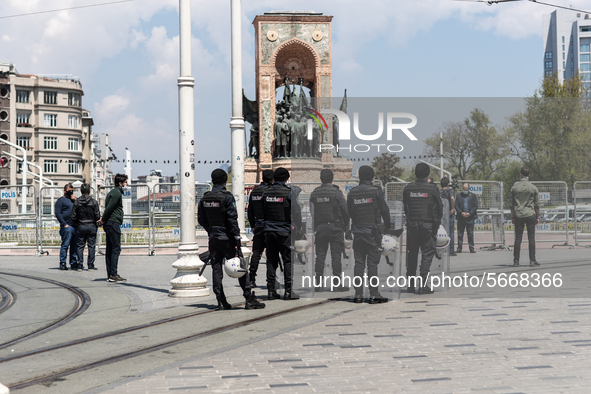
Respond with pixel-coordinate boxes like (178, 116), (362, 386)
(59, 264), (68, 271)
(353, 295), (363, 304)
(513, 261), (519, 267)
(107, 276), (116, 282)
(88, 266), (98, 271)
(529, 261), (540, 267)
(369, 294), (388, 304)
(111, 274), (127, 282)
(418, 286), (434, 295)
(470, 249), (476, 254)
(245, 293), (266, 310)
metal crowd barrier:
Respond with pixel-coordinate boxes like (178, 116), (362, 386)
(530, 181), (573, 248)
(0, 184), (38, 253)
(573, 181), (591, 248)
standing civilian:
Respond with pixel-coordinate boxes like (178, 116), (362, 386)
(510, 167), (540, 267)
(71, 183), (100, 271)
(55, 183), (78, 271)
(98, 174), (127, 282)
(455, 183), (478, 253)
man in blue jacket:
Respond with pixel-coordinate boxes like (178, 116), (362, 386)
(55, 183), (78, 270)
(455, 182), (479, 253)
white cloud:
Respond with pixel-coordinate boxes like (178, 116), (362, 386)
(94, 94), (131, 119)
(2, 35), (14, 42)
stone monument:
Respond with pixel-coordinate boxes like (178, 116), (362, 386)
(244, 11), (352, 183)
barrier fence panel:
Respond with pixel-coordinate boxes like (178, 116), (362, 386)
(573, 181), (591, 247)
(150, 183), (211, 255)
(529, 181), (573, 248)
(461, 180), (506, 251)
(0, 184), (38, 252)
(39, 185), (94, 254)
(385, 181), (408, 203)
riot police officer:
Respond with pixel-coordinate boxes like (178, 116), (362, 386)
(402, 163), (443, 294)
(198, 169), (265, 310)
(247, 169), (274, 288)
(262, 167), (302, 300)
(347, 165), (391, 304)
(310, 169), (349, 292)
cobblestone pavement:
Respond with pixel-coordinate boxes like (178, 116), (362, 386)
(2, 247), (590, 393)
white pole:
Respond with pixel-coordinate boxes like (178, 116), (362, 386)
(169, 0), (208, 297)
(419, 159), (451, 179)
(230, 0), (246, 239)
(124, 148), (132, 181)
(440, 131), (443, 180)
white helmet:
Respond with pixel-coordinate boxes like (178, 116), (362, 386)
(344, 238), (353, 249)
(436, 225), (450, 249)
(294, 239), (309, 253)
(381, 235), (399, 256)
(224, 257), (247, 278)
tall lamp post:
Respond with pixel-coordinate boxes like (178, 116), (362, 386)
(169, 0), (208, 297)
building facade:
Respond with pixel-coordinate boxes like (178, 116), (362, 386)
(0, 62), (92, 202)
(543, 9), (591, 90)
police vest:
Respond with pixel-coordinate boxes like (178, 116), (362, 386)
(311, 185), (343, 227)
(405, 182), (437, 222)
(201, 190), (228, 227)
(263, 185), (291, 223)
(348, 186), (380, 226)
(249, 184), (270, 221)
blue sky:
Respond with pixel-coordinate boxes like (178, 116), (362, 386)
(1, 0), (587, 182)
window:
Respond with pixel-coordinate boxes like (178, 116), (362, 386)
(16, 90), (29, 103)
(43, 114), (57, 128)
(16, 136), (30, 149)
(68, 137), (79, 151)
(545, 52), (552, 59)
(44, 91), (58, 104)
(68, 93), (81, 106)
(582, 64), (591, 72)
(562, 36), (565, 43)
(582, 54), (591, 62)
(545, 61), (553, 69)
(44, 160), (57, 173)
(44, 136), (57, 150)
(581, 44), (591, 53)
(583, 73), (591, 81)
(545, 70), (553, 77)
(68, 160), (80, 174)
(68, 115), (80, 129)
(16, 113), (30, 125)
(563, 71), (566, 79)
(572, 61), (575, 69)
(563, 53), (566, 60)
(562, 45), (565, 51)
(581, 26), (591, 33)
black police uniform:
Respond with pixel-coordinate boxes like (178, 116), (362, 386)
(402, 178), (443, 292)
(347, 180), (391, 299)
(198, 184), (252, 306)
(262, 182), (302, 299)
(247, 181), (272, 286)
(310, 183), (349, 287)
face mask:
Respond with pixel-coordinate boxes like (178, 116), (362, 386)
(66, 190), (73, 196)
(462, 190), (469, 195)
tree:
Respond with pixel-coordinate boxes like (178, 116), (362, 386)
(423, 109), (508, 180)
(371, 153), (404, 185)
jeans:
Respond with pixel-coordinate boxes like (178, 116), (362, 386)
(513, 215), (536, 263)
(103, 221), (122, 277)
(448, 214), (455, 253)
(59, 226), (78, 266)
(76, 224), (97, 268)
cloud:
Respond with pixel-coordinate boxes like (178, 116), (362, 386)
(94, 94), (131, 119)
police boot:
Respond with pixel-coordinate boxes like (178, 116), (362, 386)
(283, 284), (300, 300)
(314, 275), (324, 292)
(245, 292), (266, 310)
(217, 298), (232, 310)
(369, 293), (388, 304)
(267, 285), (281, 300)
(406, 276), (416, 293)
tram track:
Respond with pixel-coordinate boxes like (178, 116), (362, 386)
(0, 283), (16, 314)
(6, 298), (339, 391)
(0, 272), (91, 350)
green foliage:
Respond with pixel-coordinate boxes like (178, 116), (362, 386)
(371, 153), (404, 184)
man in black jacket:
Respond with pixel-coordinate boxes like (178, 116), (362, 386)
(71, 183), (100, 271)
(98, 173), (127, 282)
(310, 169), (349, 292)
(403, 163), (443, 294)
(198, 169), (265, 310)
(246, 169), (274, 288)
(55, 183), (78, 271)
(455, 182), (479, 253)
(347, 166), (391, 304)
(262, 167), (302, 300)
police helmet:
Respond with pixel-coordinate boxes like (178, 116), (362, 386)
(381, 235), (399, 256)
(435, 225), (450, 249)
(224, 257), (247, 278)
(294, 239), (309, 253)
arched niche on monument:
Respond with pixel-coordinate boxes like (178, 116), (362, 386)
(272, 38), (319, 94)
